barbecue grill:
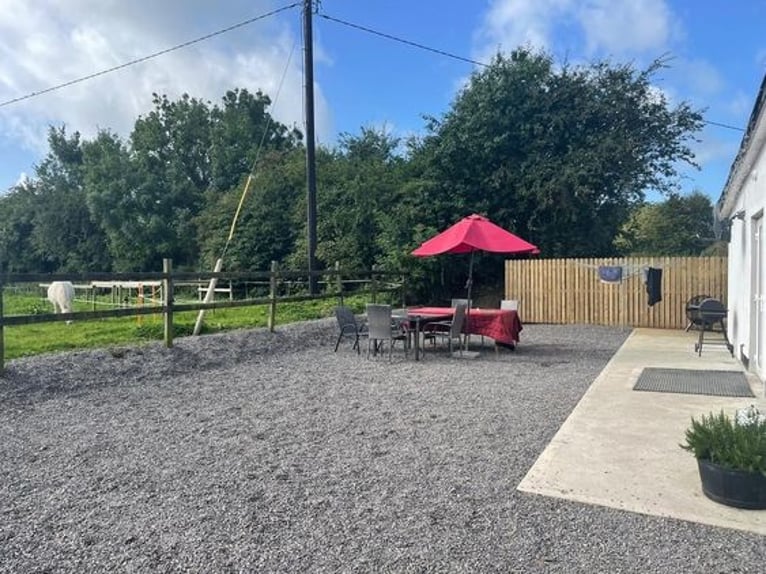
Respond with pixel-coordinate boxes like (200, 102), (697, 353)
(691, 297), (734, 356)
(684, 294), (712, 331)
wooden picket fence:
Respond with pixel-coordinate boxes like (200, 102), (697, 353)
(504, 256), (728, 329)
(0, 260), (406, 372)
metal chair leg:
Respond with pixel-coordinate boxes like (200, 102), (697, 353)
(334, 332), (344, 352)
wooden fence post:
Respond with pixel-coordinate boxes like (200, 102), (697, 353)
(268, 260), (278, 332)
(335, 261), (343, 305)
(0, 277), (5, 374)
(163, 258), (174, 348)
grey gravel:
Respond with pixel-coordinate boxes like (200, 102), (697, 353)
(0, 321), (762, 573)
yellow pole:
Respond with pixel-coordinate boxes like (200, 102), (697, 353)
(193, 258), (223, 336)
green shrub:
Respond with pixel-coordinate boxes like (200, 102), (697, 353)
(681, 409), (766, 475)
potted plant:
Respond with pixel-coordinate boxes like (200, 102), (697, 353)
(681, 405), (766, 509)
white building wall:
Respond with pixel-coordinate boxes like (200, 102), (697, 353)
(727, 180), (750, 360)
(719, 76), (766, 381)
(727, 150), (766, 377)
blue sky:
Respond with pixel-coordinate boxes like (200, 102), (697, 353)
(1, 0), (764, 202)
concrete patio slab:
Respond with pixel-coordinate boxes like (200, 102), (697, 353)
(518, 327), (766, 535)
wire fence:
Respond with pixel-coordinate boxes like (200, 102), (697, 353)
(0, 260), (407, 372)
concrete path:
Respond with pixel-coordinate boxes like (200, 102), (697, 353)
(518, 327), (766, 535)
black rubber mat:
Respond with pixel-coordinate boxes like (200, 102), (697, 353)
(633, 367), (754, 397)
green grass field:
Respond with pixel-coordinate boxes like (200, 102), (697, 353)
(2, 290), (385, 360)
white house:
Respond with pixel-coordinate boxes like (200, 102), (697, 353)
(716, 74), (766, 381)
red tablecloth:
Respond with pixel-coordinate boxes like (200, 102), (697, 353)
(406, 306), (522, 346)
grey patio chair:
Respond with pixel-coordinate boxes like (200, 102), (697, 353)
(451, 298), (477, 346)
(334, 306), (367, 354)
(365, 304), (408, 361)
(500, 299), (519, 312)
(423, 303), (467, 355)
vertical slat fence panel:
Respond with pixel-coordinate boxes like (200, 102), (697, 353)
(505, 256), (727, 329)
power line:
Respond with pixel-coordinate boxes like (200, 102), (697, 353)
(320, 12), (747, 135)
(0, 2), (301, 108)
(1, 3), (747, 136)
(318, 13), (488, 68)
(704, 120), (745, 132)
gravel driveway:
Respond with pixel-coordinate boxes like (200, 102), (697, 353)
(0, 321), (762, 573)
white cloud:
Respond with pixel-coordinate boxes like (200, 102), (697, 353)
(474, 0), (676, 61)
(0, 0), (330, 155)
(575, 0), (674, 56)
(473, 0), (572, 61)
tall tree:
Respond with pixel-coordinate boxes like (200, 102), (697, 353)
(82, 130), (153, 271)
(614, 191), (717, 256)
(195, 148), (305, 272)
(311, 128), (406, 271)
(411, 49), (704, 257)
(0, 180), (44, 272)
(128, 93), (213, 269)
(209, 88), (302, 194)
(30, 127), (110, 272)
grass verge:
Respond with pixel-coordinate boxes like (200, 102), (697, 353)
(2, 292), (387, 360)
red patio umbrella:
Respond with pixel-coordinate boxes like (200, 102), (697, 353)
(412, 213), (539, 304)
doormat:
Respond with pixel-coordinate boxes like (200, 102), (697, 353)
(633, 368), (753, 398)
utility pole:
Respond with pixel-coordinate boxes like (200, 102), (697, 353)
(303, 0), (318, 295)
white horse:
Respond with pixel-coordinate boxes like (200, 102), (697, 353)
(47, 281), (75, 323)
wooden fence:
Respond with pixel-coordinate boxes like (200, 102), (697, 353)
(0, 260), (405, 372)
(504, 256), (728, 329)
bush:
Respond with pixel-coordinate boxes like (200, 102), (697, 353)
(681, 408), (766, 475)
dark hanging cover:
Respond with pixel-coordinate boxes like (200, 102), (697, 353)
(646, 267), (662, 306)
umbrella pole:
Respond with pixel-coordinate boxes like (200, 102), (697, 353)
(464, 251), (475, 351)
(465, 250), (474, 309)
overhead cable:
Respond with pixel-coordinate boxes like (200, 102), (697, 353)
(320, 12), (746, 134)
(0, 2), (301, 108)
(703, 120), (745, 132)
(318, 13), (488, 68)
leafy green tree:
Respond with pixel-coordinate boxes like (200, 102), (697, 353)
(195, 149), (305, 272)
(128, 93), (213, 269)
(614, 191), (717, 256)
(82, 130), (156, 271)
(83, 90), (302, 272)
(209, 88), (302, 194)
(0, 180), (45, 272)
(402, 49), (704, 297)
(310, 128), (406, 271)
(193, 89), (306, 273)
(82, 93), (213, 272)
(28, 127), (111, 272)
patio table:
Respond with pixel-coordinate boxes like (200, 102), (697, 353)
(392, 307), (453, 361)
(464, 307), (523, 348)
(404, 306), (523, 353)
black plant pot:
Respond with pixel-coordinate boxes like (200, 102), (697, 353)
(698, 459), (766, 510)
